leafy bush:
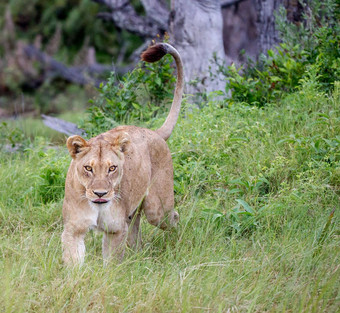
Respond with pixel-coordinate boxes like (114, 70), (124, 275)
(276, 0), (340, 93)
(82, 54), (176, 136)
(218, 43), (308, 106)
(218, 0), (339, 106)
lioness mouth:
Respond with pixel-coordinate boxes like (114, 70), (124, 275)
(92, 199), (109, 204)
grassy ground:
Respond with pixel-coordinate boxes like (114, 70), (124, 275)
(0, 81), (339, 312)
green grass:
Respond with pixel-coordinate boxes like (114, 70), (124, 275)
(0, 81), (339, 312)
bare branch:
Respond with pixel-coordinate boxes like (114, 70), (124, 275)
(93, 0), (165, 38)
(22, 45), (133, 88)
(221, 0), (248, 8)
(23, 45), (105, 87)
(41, 114), (86, 136)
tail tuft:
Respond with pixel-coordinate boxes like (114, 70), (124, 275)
(141, 44), (168, 63)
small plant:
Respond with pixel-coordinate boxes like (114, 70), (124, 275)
(228, 176), (270, 197)
(0, 121), (29, 150)
(36, 149), (68, 203)
(201, 198), (263, 235)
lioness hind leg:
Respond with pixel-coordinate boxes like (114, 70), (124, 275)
(142, 185), (179, 230)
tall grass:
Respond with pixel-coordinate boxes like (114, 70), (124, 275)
(0, 81), (339, 312)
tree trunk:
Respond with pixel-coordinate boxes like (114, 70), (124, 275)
(254, 0), (284, 54)
(222, 0), (258, 61)
(170, 0), (226, 95)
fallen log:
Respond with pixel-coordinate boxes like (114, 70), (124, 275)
(41, 114), (86, 136)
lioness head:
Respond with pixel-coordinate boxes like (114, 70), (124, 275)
(66, 133), (129, 205)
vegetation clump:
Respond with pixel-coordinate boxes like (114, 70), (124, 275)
(217, 0), (340, 106)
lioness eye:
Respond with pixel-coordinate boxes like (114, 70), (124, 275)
(109, 165), (117, 172)
(84, 166), (92, 172)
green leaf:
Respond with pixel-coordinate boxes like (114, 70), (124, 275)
(132, 102), (141, 110)
(236, 199), (255, 215)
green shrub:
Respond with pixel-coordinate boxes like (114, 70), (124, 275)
(276, 0), (340, 93)
(0, 0), (131, 63)
(218, 0), (339, 106)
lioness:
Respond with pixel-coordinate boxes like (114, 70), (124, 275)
(61, 43), (183, 265)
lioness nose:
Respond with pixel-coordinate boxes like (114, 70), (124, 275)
(93, 191), (108, 198)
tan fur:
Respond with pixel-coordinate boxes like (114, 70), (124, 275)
(62, 43), (183, 265)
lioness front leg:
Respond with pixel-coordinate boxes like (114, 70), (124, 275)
(127, 211), (142, 249)
(102, 222), (128, 262)
(61, 200), (98, 266)
(61, 225), (87, 266)
(98, 204), (128, 261)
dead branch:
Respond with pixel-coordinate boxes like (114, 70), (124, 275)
(93, 0), (169, 38)
(221, 0), (248, 8)
(22, 45), (133, 88)
(41, 114), (86, 136)
(23, 45), (105, 87)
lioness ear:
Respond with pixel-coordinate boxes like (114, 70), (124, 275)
(67, 135), (88, 158)
(113, 132), (130, 153)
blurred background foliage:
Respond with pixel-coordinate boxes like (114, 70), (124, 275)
(0, 0), (143, 116)
(0, 0), (143, 63)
